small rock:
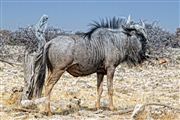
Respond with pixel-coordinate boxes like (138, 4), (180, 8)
(131, 104), (145, 119)
(101, 99), (108, 107)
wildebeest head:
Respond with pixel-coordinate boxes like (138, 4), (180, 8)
(125, 15), (147, 40)
(122, 18), (148, 65)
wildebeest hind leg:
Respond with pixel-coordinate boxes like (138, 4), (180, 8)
(95, 73), (104, 109)
(44, 69), (65, 116)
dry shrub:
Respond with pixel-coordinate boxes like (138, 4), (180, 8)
(145, 23), (179, 58)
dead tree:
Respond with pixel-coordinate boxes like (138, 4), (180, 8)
(22, 15), (48, 100)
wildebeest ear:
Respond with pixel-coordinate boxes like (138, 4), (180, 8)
(126, 15), (131, 24)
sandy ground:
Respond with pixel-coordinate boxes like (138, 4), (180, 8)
(0, 48), (180, 120)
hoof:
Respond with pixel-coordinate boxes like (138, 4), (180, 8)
(41, 111), (53, 116)
(108, 105), (116, 111)
(95, 102), (101, 110)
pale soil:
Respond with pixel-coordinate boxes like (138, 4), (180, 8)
(0, 48), (180, 120)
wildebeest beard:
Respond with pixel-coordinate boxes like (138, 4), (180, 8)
(124, 32), (147, 66)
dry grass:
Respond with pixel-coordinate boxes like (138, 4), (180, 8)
(0, 50), (180, 120)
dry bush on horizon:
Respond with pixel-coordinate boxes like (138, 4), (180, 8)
(0, 22), (180, 63)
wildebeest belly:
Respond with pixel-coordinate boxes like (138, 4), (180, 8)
(66, 63), (98, 77)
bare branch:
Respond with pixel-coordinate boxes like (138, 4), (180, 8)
(0, 58), (22, 66)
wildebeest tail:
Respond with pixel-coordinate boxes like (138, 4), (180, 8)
(32, 43), (51, 98)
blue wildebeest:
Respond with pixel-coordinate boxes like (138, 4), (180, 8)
(28, 16), (148, 115)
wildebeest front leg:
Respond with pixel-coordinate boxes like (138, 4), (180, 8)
(107, 66), (115, 110)
(44, 70), (64, 116)
(95, 73), (104, 109)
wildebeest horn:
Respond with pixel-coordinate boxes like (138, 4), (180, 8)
(141, 19), (145, 28)
(127, 15), (131, 24)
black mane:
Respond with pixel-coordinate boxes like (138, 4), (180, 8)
(84, 17), (126, 39)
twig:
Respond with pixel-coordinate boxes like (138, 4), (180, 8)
(111, 108), (134, 115)
(0, 59), (22, 66)
(110, 103), (180, 116)
(145, 103), (180, 112)
(131, 103), (180, 119)
(12, 107), (38, 113)
(0, 59), (14, 66)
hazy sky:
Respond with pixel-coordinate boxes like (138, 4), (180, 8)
(0, 0), (179, 32)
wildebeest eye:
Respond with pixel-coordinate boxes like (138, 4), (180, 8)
(129, 31), (136, 35)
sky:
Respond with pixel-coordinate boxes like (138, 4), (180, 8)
(0, 0), (179, 32)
